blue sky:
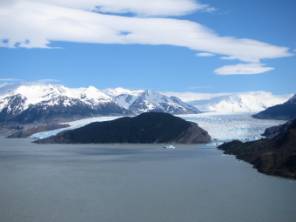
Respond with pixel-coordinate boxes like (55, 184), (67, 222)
(0, 0), (295, 94)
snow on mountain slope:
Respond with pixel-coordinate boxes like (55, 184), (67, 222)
(287, 94), (296, 104)
(190, 92), (290, 113)
(113, 94), (138, 109)
(104, 87), (143, 110)
(79, 86), (112, 105)
(0, 94), (27, 118)
(104, 87), (142, 97)
(129, 90), (199, 114)
(0, 83), (199, 123)
(13, 84), (112, 108)
(0, 84), (289, 116)
(0, 84), (125, 123)
(0, 84), (114, 109)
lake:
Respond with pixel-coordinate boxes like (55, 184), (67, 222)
(0, 137), (295, 222)
(1, 113), (295, 222)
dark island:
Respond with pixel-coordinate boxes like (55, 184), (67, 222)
(36, 112), (211, 144)
(218, 119), (296, 179)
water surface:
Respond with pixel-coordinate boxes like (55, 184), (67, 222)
(0, 137), (295, 222)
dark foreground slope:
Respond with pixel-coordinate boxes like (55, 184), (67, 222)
(253, 94), (296, 120)
(262, 120), (293, 138)
(218, 119), (296, 179)
(36, 112), (211, 144)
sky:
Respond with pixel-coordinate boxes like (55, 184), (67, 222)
(0, 0), (295, 94)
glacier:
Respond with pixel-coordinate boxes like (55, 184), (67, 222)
(166, 91), (290, 113)
(32, 112), (285, 142)
(1, 83), (289, 141)
(31, 116), (121, 139)
(179, 113), (285, 142)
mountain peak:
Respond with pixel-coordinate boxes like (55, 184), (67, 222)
(130, 90), (199, 114)
(0, 83), (199, 124)
(287, 94), (296, 104)
(104, 87), (142, 97)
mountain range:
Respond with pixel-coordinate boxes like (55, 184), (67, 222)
(0, 83), (293, 125)
(0, 84), (199, 124)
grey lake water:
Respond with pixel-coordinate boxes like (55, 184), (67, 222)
(1, 114), (296, 222)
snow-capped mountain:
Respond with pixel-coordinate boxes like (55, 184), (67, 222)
(104, 87), (142, 110)
(105, 89), (199, 114)
(0, 83), (199, 124)
(104, 87), (142, 97)
(129, 90), (199, 114)
(189, 92), (290, 113)
(287, 94), (296, 104)
(0, 94), (27, 122)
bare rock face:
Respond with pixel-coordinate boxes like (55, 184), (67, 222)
(36, 112), (211, 144)
(253, 94), (296, 120)
(218, 119), (296, 179)
(262, 120), (292, 138)
(174, 125), (211, 144)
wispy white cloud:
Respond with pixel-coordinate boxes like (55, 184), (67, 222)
(0, 0), (292, 75)
(196, 52), (215, 57)
(35, 79), (60, 83)
(0, 78), (60, 87)
(198, 4), (216, 13)
(35, 0), (203, 17)
(163, 91), (229, 101)
(0, 82), (10, 88)
(0, 78), (22, 82)
(220, 56), (237, 60)
(214, 63), (274, 75)
(0, 78), (23, 95)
